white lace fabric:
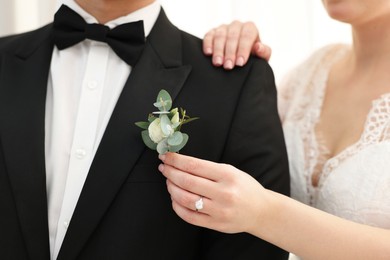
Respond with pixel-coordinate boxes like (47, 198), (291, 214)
(279, 44), (390, 229)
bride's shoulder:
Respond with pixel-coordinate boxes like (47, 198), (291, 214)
(308, 43), (350, 64)
(281, 44), (350, 86)
(277, 44), (350, 120)
(294, 43), (350, 71)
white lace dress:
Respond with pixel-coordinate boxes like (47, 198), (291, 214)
(279, 44), (390, 258)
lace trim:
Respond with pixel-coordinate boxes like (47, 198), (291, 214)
(310, 131), (330, 187)
(297, 46), (344, 204)
(320, 93), (390, 182)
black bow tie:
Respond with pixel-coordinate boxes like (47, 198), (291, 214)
(53, 5), (146, 66)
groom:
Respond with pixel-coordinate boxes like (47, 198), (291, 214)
(0, 0), (289, 259)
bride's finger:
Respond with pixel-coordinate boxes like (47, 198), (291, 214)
(203, 29), (215, 56)
(253, 42), (272, 61)
(159, 162), (219, 199)
(166, 179), (213, 215)
(222, 21), (243, 70)
(170, 199), (216, 230)
(159, 152), (228, 182)
(235, 21), (260, 66)
(211, 24), (228, 66)
(171, 199), (233, 234)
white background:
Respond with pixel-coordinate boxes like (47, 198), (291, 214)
(0, 0), (351, 83)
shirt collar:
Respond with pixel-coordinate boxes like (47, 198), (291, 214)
(61, 0), (161, 37)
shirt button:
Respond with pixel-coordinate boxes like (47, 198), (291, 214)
(75, 148), (86, 159)
(87, 80), (98, 90)
(64, 220), (69, 229)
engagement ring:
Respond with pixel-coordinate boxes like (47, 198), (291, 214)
(195, 197), (204, 211)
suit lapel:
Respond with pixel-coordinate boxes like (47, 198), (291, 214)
(58, 10), (191, 259)
(0, 25), (54, 260)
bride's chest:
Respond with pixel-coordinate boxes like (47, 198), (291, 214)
(287, 131), (390, 228)
(315, 142), (390, 228)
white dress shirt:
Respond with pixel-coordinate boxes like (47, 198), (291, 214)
(45, 1), (160, 258)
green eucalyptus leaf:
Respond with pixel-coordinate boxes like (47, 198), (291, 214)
(169, 133), (188, 153)
(153, 101), (164, 108)
(135, 121), (150, 130)
(155, 89), (172, 111)
(141, 130), (157, 150)
(167, 131), (183, 146)
(160, 114), (173, 136)
(157, 139), (169, 155)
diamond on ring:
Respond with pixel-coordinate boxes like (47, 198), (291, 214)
(195, 197), (204, 211)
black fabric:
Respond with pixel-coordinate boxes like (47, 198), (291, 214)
(53, 4), (145, 66)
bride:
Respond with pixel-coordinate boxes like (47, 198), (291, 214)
(158, 0), (390, 259)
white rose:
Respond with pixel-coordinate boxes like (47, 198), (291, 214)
(148, 118), (165, 143)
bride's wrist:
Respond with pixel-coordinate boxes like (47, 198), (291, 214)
(246, 188), (280, 237)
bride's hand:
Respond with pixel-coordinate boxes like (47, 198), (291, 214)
(158, 152), (272, 234)
(203, 21), (272, 70)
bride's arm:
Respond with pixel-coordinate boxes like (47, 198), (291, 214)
(259, 190), (390, 260)
(158, 152), (390, 260)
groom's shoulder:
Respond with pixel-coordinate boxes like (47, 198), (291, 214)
(0, 24), (52, 53)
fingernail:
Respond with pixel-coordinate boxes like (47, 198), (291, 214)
(158, 163), (164, 171)
(213, 56), (223, 66)
(257, 43), (264, 53)
(205, 47), (212, 55)
(236, 56), (245, 66)
(224, 60), (234, 70)
(159, 154), (166, 161)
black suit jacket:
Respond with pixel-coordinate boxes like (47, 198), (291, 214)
(0, 9), (290, 260)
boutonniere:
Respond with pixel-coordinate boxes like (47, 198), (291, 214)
(135, 89), (199, 155)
